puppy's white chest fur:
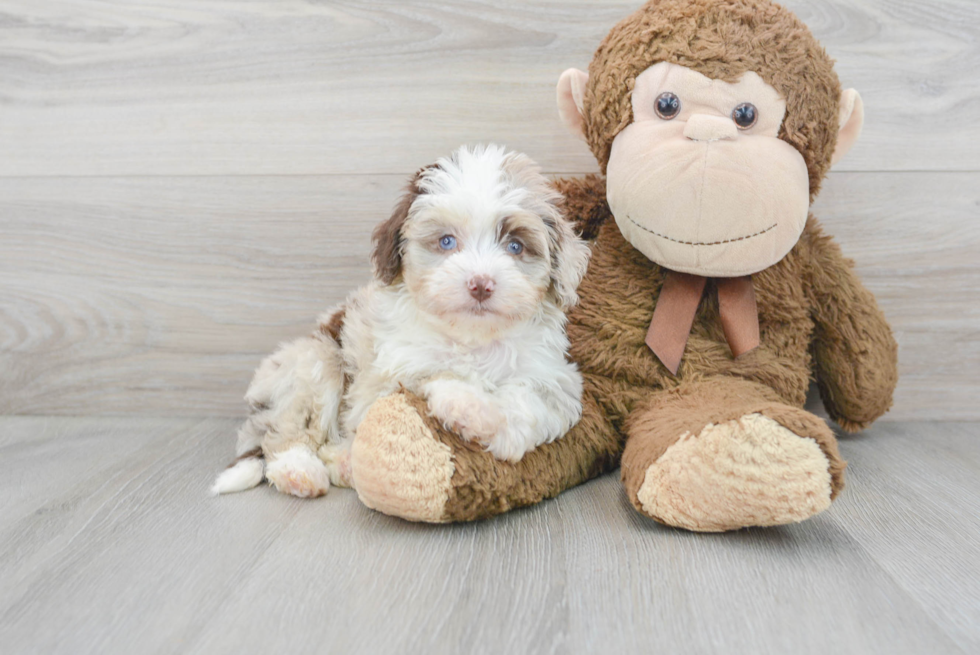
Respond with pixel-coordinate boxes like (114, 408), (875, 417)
(337, 282), (576, 453)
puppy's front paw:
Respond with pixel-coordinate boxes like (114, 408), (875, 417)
(483, 422), (537, 464)
(265, 445), (330, 498)
(424, 382), (505, 446)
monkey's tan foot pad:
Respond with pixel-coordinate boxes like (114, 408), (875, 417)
(351, 393), (456, 522)
(634, 413), (837, 532)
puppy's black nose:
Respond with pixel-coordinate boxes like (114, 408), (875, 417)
(468, 275), (494, 302)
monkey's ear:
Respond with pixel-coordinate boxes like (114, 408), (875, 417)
(831, 89), (864, 167)
(557, 68), (589, 142)
(372, 171), (424, 285)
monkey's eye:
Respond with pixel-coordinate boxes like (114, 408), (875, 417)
(654, 92), (681, 120)
(506, 240), (524, 255)
(439, 235), (457, 250)
(732, 103), (758, 130)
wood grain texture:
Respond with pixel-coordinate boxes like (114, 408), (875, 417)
(0, 0), (978, 176)
(830, 422), (980, 653)
(0, 417), (977, 654)
(0, 174), (383, 417)
(2, 172), (977, 419)
(810, 172), (980, 421)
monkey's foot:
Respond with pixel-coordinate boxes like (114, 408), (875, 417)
(627, 412), (842, 531)
(351, 389), (619, 523)
(351, 393), (456, 522)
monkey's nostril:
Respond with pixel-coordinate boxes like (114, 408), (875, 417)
(467, 276), (495, 302)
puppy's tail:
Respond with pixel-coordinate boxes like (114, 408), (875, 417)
(211, 447), (265, 495)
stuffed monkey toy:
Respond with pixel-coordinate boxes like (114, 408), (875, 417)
(350, 0), (898, 531)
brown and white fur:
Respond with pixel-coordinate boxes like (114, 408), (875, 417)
(212, 145), (591, 498)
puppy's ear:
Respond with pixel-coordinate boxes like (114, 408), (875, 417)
(372, 169), (426, 285)
(546, 208), (591, 310)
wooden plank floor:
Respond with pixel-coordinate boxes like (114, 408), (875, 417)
(2, 0), (979, 420)
(0, 417), (977, 655)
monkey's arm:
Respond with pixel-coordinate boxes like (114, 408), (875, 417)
(552, 174), (612, 240)
(802, 217), (898, 432)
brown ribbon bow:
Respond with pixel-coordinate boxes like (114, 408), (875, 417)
(645, 271), (760, 375)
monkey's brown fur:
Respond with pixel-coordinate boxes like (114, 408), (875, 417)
(351, 0), (898, 529)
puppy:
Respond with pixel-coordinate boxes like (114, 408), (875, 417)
(212, 144), (591, 498)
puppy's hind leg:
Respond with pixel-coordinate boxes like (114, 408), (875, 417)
(260, 333), (346, 498)
(213, 330), (345, 498)
(318, 441), (354, 489)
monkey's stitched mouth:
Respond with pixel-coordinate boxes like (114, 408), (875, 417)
(627, 217), (777, 246)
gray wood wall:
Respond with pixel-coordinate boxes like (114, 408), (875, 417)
(1, 0), (977, 420)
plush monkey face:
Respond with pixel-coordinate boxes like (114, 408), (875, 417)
(606, 63), (809, 277)
(556, 0), (864, 278)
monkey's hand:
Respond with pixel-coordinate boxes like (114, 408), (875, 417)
(803, 217), (898, 432)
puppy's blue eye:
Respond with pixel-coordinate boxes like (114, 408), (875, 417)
(507, 240), (523, 255)
(439, 235), (456, 250)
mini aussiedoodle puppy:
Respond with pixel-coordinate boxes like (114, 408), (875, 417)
(212, 144), (591, 498)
